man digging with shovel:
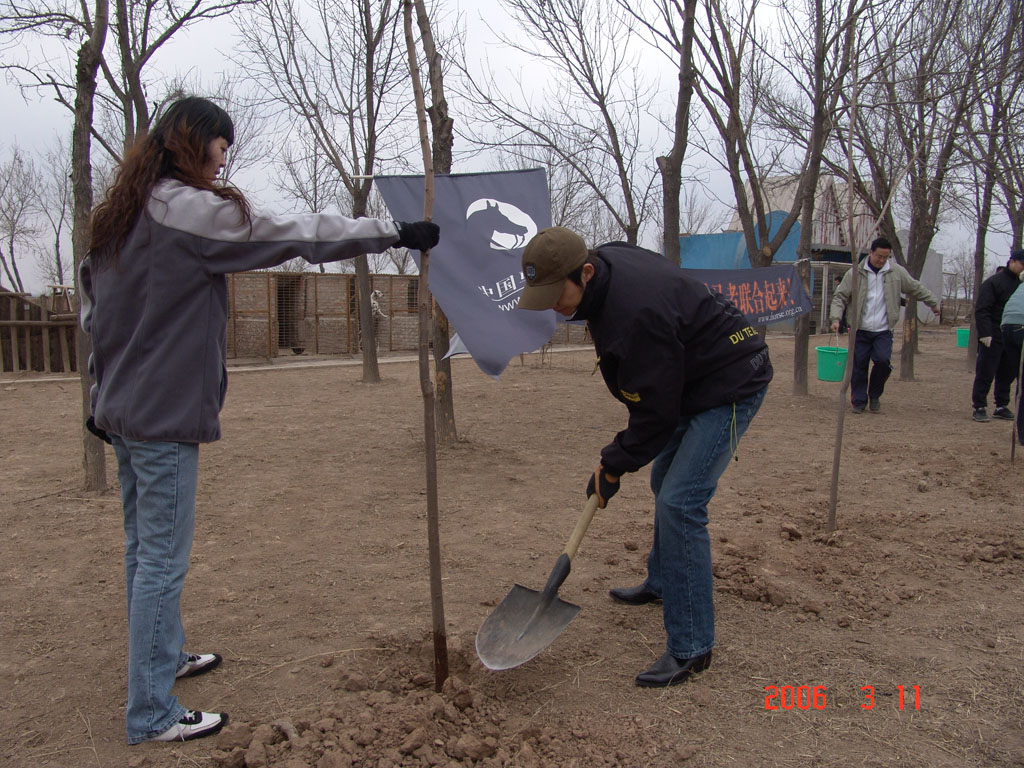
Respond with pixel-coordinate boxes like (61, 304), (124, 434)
(518, 227), (772, 687)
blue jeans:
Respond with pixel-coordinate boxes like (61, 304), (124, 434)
(851, 329), (893, 407)
(644, 387), (767, 659)
(111, 437), (198, 744)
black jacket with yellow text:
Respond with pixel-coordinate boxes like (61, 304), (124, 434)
(572, 243), (773, 476)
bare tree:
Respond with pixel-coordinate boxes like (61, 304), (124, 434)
(942, 245), (975, 324)
(0, 145), (38, 292)
(618, 0), (699, 264)
(750, 0), (866, 392)
(994, 125), (1024, 251)
(679, 183), (730, 235)
(271, 125), (349, 274)
(105, 0), (260, 150)
(236, 0), (412, 383)
(690, 0), (861, 275)
(824, 0), (996, 380)
(458, 0), (658, 246)
(948, 0), (1024, 366)
(985, 7), (1024, 253)
(32, 136), (74, 288)
(2, 1), (260, 163)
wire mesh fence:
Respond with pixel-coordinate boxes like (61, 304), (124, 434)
(228, 271), (425, 359)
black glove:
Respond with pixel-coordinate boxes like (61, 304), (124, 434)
(396, 221), (440, 251)
(86, 416), (112, 445)
(586, 467), (620, 509)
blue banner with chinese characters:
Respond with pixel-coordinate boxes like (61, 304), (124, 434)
(683, 264), (811, 325)
(374, 169), (555, 377)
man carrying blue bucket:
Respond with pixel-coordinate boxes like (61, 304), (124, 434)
(830, 237), (940, 414)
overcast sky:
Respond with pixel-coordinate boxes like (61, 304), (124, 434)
(0, 0), (1010, 295)
(0, 2), (485, 292)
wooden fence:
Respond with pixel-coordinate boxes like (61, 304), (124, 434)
(1, 288), (77, 374)
(1, 273), (592, 373)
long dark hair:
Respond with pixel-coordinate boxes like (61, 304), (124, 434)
(89, 96), (251, 263)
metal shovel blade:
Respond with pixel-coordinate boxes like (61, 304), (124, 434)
(476, 496), (600, 671)
(475, 582), (581, 671)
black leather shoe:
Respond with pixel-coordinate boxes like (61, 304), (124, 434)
(635, 650), (712, 688)
(609, 583), (662, 605)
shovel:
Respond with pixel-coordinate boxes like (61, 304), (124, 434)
(475, 494), (601, 670)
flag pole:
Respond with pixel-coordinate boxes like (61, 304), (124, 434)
(403, 0), (448, 691)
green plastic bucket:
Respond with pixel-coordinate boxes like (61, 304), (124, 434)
(815, 346), (848, 382)
(956, 327), (970, 348)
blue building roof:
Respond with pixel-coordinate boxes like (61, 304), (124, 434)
(679, 212), (800, 270)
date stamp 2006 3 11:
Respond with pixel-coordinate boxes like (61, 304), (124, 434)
(764, 685), (921, 711)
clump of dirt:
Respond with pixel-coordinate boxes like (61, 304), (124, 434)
(208, 634), (657, 768)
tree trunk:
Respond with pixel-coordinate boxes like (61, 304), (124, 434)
(353, 254), (380, 383)
(71, 0), (110, 492)
(793, 259), (811, 395)
(1, 242), (21, 291)
(350, 183), (381, 383)
(404, 0), (448, 692)
(900, 297), (917, 381)
(793, 0), (826, 396)
(660, 2), (697, 265)
(898, 232), (932, 381)
(969, 135), (999, 370)
(415, 0), (457, 444)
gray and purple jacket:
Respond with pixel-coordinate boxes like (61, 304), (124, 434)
(80, 179), (400, 443)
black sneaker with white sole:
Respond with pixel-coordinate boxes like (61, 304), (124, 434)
(176, 653), (222, 679)
(148, 710), (228, 742)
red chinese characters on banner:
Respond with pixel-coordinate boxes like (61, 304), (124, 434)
(683, 264), (812, 325)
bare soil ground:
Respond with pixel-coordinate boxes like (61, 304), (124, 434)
(2, 327), (1023, 768)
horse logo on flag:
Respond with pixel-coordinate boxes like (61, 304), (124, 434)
(374, 169), (555, 377)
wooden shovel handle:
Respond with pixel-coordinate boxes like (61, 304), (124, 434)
(564, 494), (601, 561)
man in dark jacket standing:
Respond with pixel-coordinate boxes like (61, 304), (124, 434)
(971, 250), (1024, 422)
(518, 227), (772, 687)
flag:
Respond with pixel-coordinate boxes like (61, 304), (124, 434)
(683, 264), (812, 325)
(374, 169), (555, 377)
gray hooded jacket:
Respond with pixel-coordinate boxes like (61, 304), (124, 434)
(80, 179), (400, 443)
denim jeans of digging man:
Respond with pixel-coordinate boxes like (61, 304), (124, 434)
(111, 436), (198, 744)
(643, 387), (767, 659)
(851, 329), (893, 407)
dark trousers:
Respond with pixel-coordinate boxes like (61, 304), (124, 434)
(971, 335), (1017, 409)
(851, 329), (893, 407)
(1000, 324), (1024, 439)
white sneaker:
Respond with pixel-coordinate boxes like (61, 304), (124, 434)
(175, 653), (222, 679)
(149, 710), (228, 742)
